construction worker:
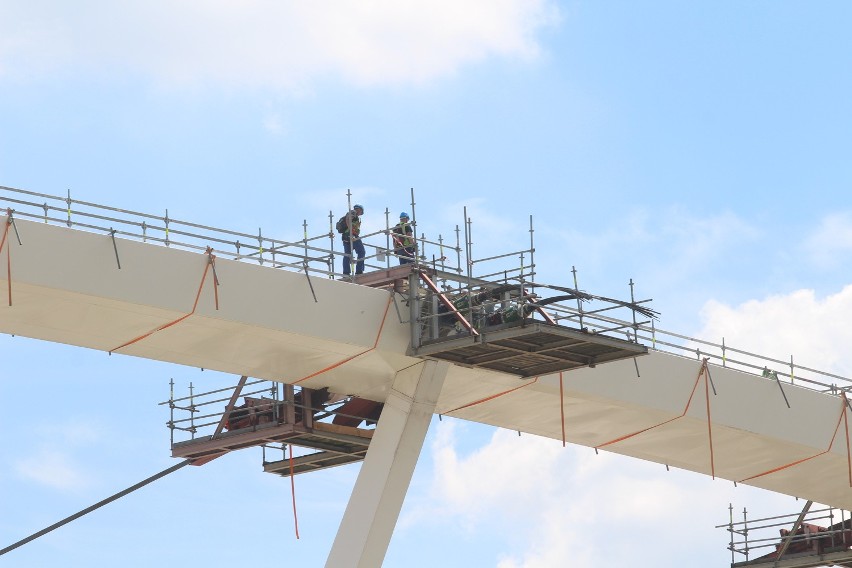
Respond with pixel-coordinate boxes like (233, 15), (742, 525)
(391, 212), (415, 265)
(342, 204), (365, 275)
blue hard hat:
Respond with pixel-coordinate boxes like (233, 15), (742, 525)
(399, 212), (409, 219)
(353, 204), (364, 212)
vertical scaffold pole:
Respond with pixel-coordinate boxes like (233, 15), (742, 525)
(454, 224), (462, 284)
(164, 209), (170, 247)
(728, 503), (734, 564)
(328, 210), (335, 278)
(463, 206), (472, 283)
(410, 187), (419, 268)
(437, 234), (446, 274)
(189, 382), (195, 439)
(384, 207), (391, 268)
(302, 220), (308, 266)
(528, 214), (535, 291)
(409, 271), (421, 350)
(572, 266), (584, 330)
(346, 189), (354, 276)
(463, 208), (474, 331)
(629, 278), (638, 337)
(168, 378), (175, 447)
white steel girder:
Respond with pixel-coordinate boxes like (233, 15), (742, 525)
(325, 360), (450, 568)
(6, 218), (852, 513)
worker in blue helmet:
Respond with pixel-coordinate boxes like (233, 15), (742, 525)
(391, 211), (415, 265)
(341, 204), (365, 275)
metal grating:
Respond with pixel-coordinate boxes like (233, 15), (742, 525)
(413, 320), (647, 377)
(263, 422), (373, 477)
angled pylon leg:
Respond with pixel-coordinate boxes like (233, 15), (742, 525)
(325, 360), (450, 568)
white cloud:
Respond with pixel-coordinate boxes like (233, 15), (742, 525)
(262, 112), (285, 135)
(563, 207), (759, 273)
(412, 281), (852, 566)
(0, 1), (560, 90)
(420, 421), (764, 568)
(15, 449), (91, 491)
(696, 285), (852, 377)
(801, 212), (852, 270)
(36, 418), (102, 446)
(10, 417), (101, 491)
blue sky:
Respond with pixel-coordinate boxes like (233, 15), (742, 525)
(2, 1), (852, 566)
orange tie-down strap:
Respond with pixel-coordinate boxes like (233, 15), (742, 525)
(595, 358), (717, 477)
(1, 211), (13, 307)
(739, 393), (852, 485)
(559, 372), (566, 447)
(289, 444), (300, 540)
(443, 377), (540, 415)
(291, 293), (394, 385)
(110, 248), (218, 354)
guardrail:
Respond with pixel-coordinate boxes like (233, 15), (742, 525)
(717, 503), (852, 565)
(3, 184), (850, 395)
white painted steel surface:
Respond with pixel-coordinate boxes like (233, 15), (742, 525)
(2, 218), (852, 510)
(326, 360), (449, 568)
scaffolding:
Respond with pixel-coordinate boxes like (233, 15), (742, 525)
(718, 503), (852, 567)
(2, 183), (851, 392)
(10, 184), (852, 558)
(162, 377), (381, 474)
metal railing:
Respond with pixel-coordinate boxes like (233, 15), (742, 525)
(3, 184), (850, 395)
(161, 377), (277, 446)
(0, 185), (476, 279)
(718, 504), (852, 564)
(160, 378), (375, 448)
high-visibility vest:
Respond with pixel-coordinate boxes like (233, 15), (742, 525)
(394, 222), (413, 247)
(346, 212), (361, 236)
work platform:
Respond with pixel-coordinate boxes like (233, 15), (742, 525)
(721, 504), (852, 568)
(166, 381), (378, 476)
(172, 421), (373, 476)
(355, 263), (650, 378)
(263, 423), (373, 477)
(5, 196), (852, 512)
(416, 320), (647, 377)
(6, 186), (852, 566)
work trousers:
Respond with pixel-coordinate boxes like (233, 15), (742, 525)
(342, 237), (365, 275)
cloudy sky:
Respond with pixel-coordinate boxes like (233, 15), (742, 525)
(2, 1), (852, 566)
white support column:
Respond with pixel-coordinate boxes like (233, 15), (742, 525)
(325, 359), (450, 568)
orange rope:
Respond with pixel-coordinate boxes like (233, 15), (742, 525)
(845, 395), (852, 487)
(596, 359), (708, 450)
(110, 249), (216, 353)
(559, 372), (566, 447)
(739, 395), (848, 483)
(444, 377), (539, 415)
(705, 366), (715, 479)
(292, 294), (393, 385)
(1, 213), (12, 306)
(289, 444), (300, 539)
(207, 248), (219, 310)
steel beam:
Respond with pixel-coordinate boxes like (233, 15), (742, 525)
(325, 360), (450, 568)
